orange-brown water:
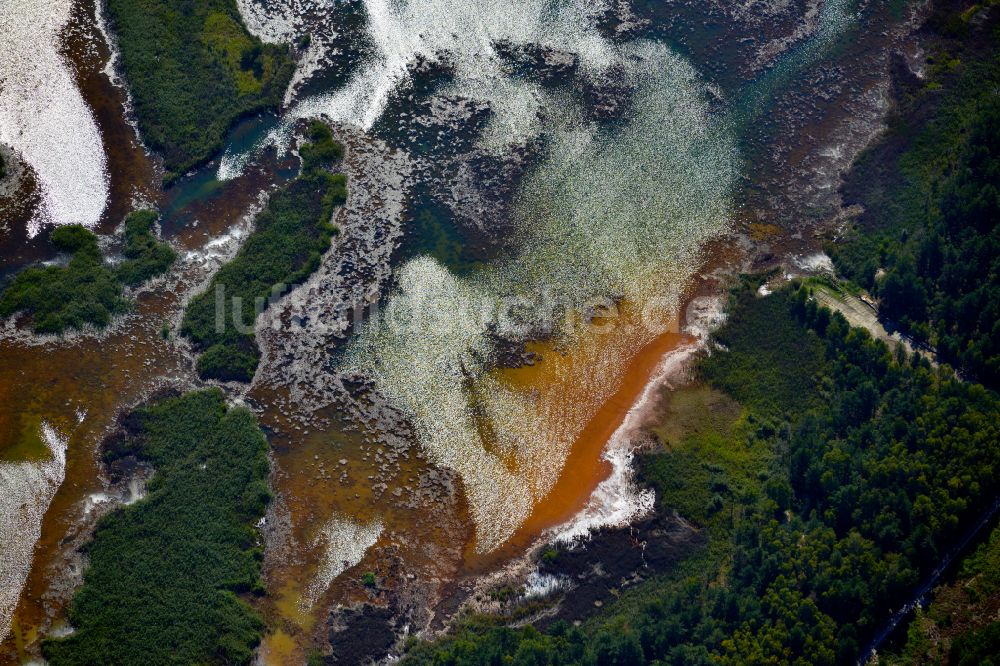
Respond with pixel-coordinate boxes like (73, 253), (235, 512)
(252, 318), (693, 663)
(0, 296), (193, 663)
(477, 328), (688, 569)
(252, 399), (475, 664)
(1, 188), (710, 666)
(0, 179), (291, 663)
(0, 87), (291, 666)
(1, 117), (713, 666)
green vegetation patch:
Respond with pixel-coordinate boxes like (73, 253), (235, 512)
(0, 225), (126, 333)
(643, 385), (762, 537)
(42, 389), (270, 666)
(105, 0), (294, 181)
(115, 210), (178, 286)
(830, 18), (1000, 387)
(0, 414), (51, 464)
(181, 121), (346, 382)
(701, 278), (827, 417)
(0, 212), (174, 334)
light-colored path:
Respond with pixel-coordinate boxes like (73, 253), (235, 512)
(811, 284), (936, 364)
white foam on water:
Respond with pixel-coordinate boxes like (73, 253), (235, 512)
(182, 221), (252, 265)
(237, 0), (302, 43)
(793, 251), (835, 273)
(523, 570), (569, 599)
(303, 514), (383, 608)
(83, 492), (114, 515)
(216, 124), (290, 182)
(552, 439), (656, 545)
(124, 476), (147, 505)
(289, 0), (613, 137)
(0, 0), (109, 236)
(92, 0), (123, 89)
(217, 150), (251, 183)
(0, 423), (68, 645)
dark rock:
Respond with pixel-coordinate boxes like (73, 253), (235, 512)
(534, 510), (703, 628)
(593, 0), (652, 40)
(489, 332), (541, 369)
(579, 66), (635, 122)
(494, 40), (580, 84)
(326, 604), (399, 665)
(423, 136), (540, 259)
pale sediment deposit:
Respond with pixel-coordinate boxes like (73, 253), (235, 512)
(0, 424), (67, 644)
(304, 514), (384, 609)
(0, 0), (109, 235)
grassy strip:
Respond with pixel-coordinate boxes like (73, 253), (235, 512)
(0, 212), (175, 333)
(400, 282), (1000, 665)
(180, 121), (346, 382)
(829, 10), (1000, 387)
(105, 0), (294, 182)
(42, 389), (270, 666)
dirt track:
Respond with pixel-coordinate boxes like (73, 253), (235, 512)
(812, 285), (936, 365)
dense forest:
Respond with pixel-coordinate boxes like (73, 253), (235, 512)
(0, 211), (175, 333)
(42, 390), (271, 665)
(181, 121), (346, 381)
(104, 0), (294, 181)
(830, 5), (1000, 388)
(887, 520), (1000, 663)
(401, 282), (1000, 665)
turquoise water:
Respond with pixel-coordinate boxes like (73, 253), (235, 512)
(159, 113), (292, 235)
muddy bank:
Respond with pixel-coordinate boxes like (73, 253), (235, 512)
(532, 510), (704, 628)
(315, 508), (704, 665)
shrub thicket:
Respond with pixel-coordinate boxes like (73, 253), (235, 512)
(42, 389), (271, 666)
(116, 210), (178, 286)
(104, 0), (294, 181)
(401, 284), (1000, 665)
(0, 211), (174, 333)
(181, 121), (347, 382)
(830, 15), (1000, 387)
